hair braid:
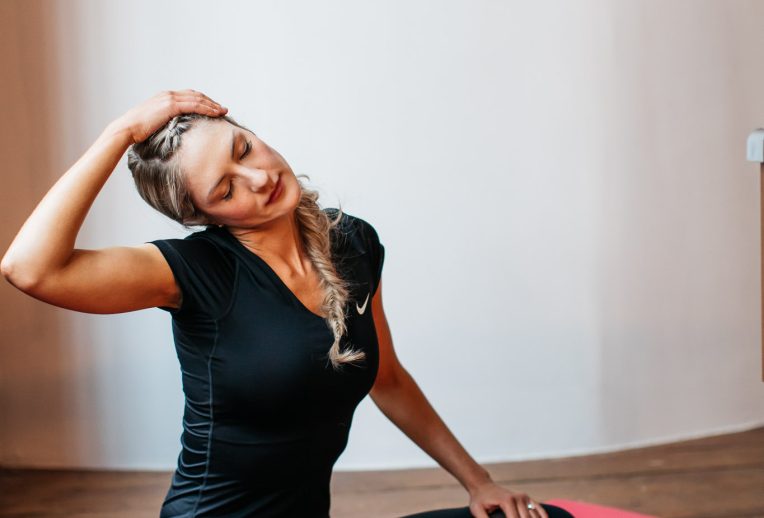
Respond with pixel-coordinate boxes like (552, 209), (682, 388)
(294, 179), (366, 371)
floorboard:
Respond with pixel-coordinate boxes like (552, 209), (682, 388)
(1, 426), (762, 517)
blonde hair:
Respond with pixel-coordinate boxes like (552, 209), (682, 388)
(126, 113), (365, 371)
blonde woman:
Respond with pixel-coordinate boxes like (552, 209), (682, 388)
(1, 89), (574, 518)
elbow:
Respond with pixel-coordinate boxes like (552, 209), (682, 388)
(1, 256), (18, 284)
(370, 362), (407, 396)
(1, 257), (42, 293)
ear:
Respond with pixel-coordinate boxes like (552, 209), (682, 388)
(182, 207), (216, 227)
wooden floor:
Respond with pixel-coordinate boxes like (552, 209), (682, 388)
(1, 426), (763, 518)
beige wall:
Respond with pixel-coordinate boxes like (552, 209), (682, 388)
(1, 0), (763, 470)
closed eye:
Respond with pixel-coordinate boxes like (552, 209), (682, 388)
(222, 182), (234, 200)
(241, 140), (252, 160)
(222, 140), (253, 201)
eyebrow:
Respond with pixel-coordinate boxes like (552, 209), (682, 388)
(206, 128), (238, 201)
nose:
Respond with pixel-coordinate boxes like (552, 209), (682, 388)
(240, 167), (271, 192)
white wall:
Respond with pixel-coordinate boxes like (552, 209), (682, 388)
(1, 0), (763, 470)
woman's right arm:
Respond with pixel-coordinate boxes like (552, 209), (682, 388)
(0, 89), (227, 314)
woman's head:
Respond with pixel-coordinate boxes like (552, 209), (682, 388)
(127, 113), (300, 230)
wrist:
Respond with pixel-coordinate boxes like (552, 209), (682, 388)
(464, 466), (493, 495)
(103, 118), (136, 147)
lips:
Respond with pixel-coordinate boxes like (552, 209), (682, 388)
(266, 175), (282, 205)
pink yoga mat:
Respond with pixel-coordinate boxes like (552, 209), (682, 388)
(544, 499), (659, 518)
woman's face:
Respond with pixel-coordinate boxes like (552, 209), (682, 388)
(179, 119), (300, 228)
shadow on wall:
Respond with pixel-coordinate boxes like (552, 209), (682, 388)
(0, 0), (95, 467)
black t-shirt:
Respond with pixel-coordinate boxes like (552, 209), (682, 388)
(147, 208), (385, 517)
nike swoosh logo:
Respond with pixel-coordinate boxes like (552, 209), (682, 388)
(356, 292), (370, 315)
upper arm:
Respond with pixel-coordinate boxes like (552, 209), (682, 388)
(370, 277), (404, 392)
(15, 243), (180, 314)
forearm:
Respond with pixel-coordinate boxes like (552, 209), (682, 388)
(370, 367), (493, 494)
(1, 120), (133, 287)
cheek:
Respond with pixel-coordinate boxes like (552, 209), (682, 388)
(286, 175), (300, 196)
(222, 196), (259, 219)
(245, 197), (267, 214)
(283, 179), (301, 205)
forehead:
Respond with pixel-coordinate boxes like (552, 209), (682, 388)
(180, 119), (234, 183)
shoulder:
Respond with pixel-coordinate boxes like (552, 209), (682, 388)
(147, 227), (236, 319)
(323, 208), (386, 296)
(323, 207), (380, 239)
(323, 208), (382, 256)
(150, 226), (220, 253)
(148, 227), (235, 273)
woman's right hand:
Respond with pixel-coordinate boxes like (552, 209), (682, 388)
(115, 89), (228, 145)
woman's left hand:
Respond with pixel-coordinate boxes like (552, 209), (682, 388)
(467, 481), (549, 518)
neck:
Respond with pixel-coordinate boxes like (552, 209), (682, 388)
(225, 210), (309, 274)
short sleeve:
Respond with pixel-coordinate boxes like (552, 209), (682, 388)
(147, 236), (235, 321)
(353, 216), (386, 298)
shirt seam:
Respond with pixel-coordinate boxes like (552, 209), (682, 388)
(191, 318), (219, 516)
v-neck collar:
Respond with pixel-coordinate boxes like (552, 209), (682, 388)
(202, 210), (368, 320)
(210, 225), (328, 320)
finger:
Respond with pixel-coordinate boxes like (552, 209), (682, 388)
(532, 501), (549, 518)
(515, 497), (533, 518)
(500, 501), (521, 518)
(178, 97), (227, 114)
(175, 99), (227, 116)
(176, 88), (213, 100)
(173, 100), (227, 117)
(171, 94), (225, 111)
(523, 500), (543, 518)
(184, 90), (225, 108)
(187, 92), (225, 109)
(167, 90), (226, 111)
(470, 505), (491, 518)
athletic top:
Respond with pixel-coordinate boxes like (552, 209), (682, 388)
(146, 208), (385, 517)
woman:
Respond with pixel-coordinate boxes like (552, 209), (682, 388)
(1, 90), (574, 518)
